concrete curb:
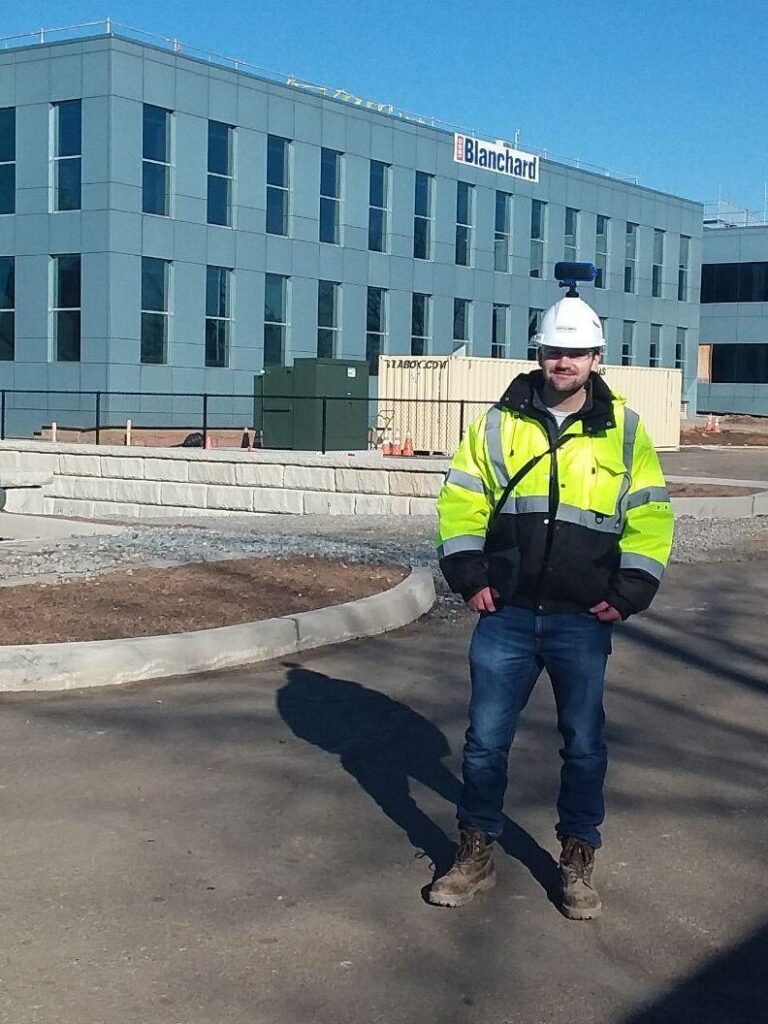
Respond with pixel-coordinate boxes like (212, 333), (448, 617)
(0, 568), (436, 693)
(673, 492), (768, 519)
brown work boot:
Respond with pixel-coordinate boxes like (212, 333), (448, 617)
(428, 825), (496, 907)
(559, 836), (602, 920)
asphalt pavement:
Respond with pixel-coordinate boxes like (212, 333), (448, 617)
(0, 561), (766, 1024)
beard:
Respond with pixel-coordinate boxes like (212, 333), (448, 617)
(543, 368), (589, 394)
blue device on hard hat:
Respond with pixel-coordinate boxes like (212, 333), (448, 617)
(554, 261), (597, 298)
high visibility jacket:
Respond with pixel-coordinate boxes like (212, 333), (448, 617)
(436, 371), (674, 619)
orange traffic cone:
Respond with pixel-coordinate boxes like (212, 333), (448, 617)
(704, 414), (715, 433)
(402, 435), (414, 457)
(381, 440), (392, 456)
(240, 428), (251, 449)
(391, 433), (402, 457)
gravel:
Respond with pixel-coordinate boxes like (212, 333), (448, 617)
(0, 512), (767, 600)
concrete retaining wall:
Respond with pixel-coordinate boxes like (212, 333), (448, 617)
(0, 440), (765, 520)
(0, 441), (446, 520)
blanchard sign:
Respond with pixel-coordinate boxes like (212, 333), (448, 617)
(454, 134), (540, 183)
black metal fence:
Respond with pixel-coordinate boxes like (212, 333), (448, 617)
(0, 389), (488, 455)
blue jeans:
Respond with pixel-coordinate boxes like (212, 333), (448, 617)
(458, 605), (612, 848)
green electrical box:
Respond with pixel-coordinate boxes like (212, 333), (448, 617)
(254, 358), (369, 451)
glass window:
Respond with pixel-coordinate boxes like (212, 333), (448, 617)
(0, 106), (14, 215)
(453, 298), (471, 353)
(595, 214), (609, 288)
(205, 266), (231, 367)
(207, 121), (233, 227)
(622, 320), (635, 366)
(652, 228), (664, 298)
(530, 200), (546, 277)
(266, 135), (290, 236)
(700, 261), (768, 303)
(0, 256), (14, 360)
(675, 327), (686, 370)
(624, 222), (638, 293)
(564, 207), (579, 261)
(411, 293), (430, 356)
(678, 235), (690, 301)
(264, 273), (288, 366)
(142, 105), (171, 216)
(52, 254), (81, 362)
(711, 342), (768, 383)
(53, 100), (82, 212)
(527, 307), (543, 360)
(455, 182), (473, 266)
(317, 280), (340, 358)
(366, 287), (387, 376)
(491, 303), (507, 359)
(368, 161), (389, 252)
(650, 324), (661, 368)
(494, 192), (512, 272)
(413, 171), (433, 260)
(320, 148), (342, 245)
(141, 257), (170, 364)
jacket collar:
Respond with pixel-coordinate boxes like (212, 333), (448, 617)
(497, 370), (617, 433)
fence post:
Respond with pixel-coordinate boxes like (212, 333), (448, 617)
(459, 399), (466, 443)
(0, 390), (5, 441)
(95, 391), (102, 445)
(321, 397), (328, 455)
(202, 393), (209, 447)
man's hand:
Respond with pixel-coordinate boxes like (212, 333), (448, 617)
(590, 600), (622, 623)
(467, 587), (500, 614)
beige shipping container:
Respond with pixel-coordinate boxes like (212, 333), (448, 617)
(378, 356), (681, 454)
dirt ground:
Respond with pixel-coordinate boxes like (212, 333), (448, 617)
(0, 557), (407, 646)
(667, 482), (760, 497)
(682, 414), (768, 446)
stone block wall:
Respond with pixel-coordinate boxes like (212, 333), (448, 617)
(0, 442), (447, 519)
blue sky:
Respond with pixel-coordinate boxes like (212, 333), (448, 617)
(5, 0), (768, 211)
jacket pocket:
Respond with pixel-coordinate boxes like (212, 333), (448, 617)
(589, 453), (628, 517)
(486, 546), (521, 601)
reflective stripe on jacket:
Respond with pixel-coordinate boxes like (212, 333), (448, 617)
(436, 370), (674, 618)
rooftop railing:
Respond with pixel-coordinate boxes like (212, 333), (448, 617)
(0, 19), (640, 185)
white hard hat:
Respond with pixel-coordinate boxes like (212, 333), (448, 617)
(535, 295), (605, 350)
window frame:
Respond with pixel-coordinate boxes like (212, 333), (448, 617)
(410, 292), (431, 356)
(649, 323), (661, 368)
(595, 214), (609, 289)
(413, 170), (433, 261)
(530, 200), (546, 278)
(264, 272), (289, 366)
(652, 228), (664, 298)
(455, 181), (474, 267)
(319, 148), (343, 246)
(317, 279), (340, 359)
(564, 206), (579, 262)
(266, 135), (291, 237)
(51, 253), (82, 363)
(491, 303), (508, 359)
(142, 104), (172, 217)
(368, 160), (390, 253)
(207, 120), (234, 228)
(678, 235), (690, 301)
(624, 222), (638, 294)
(494, 191), (512, 273)
(622, 319), (635, 366)
(366, 286), (387, 377)
(52, 99), (82, 213)
(0, 255), (15, 361)
(452, 297), (471, 353)
(0, 106), (15, 216)
(527, 306), (543, 359)
(205, 265), (232, 368)
(140, 256), (171, 365)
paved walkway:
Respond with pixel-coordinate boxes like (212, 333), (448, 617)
(0, 562), (766, 1024)
(661, 445), (768, 482)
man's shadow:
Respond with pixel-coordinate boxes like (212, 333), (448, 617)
(277, 664), (559, 902)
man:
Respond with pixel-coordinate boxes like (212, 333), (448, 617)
(430, 290), (674, 919)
